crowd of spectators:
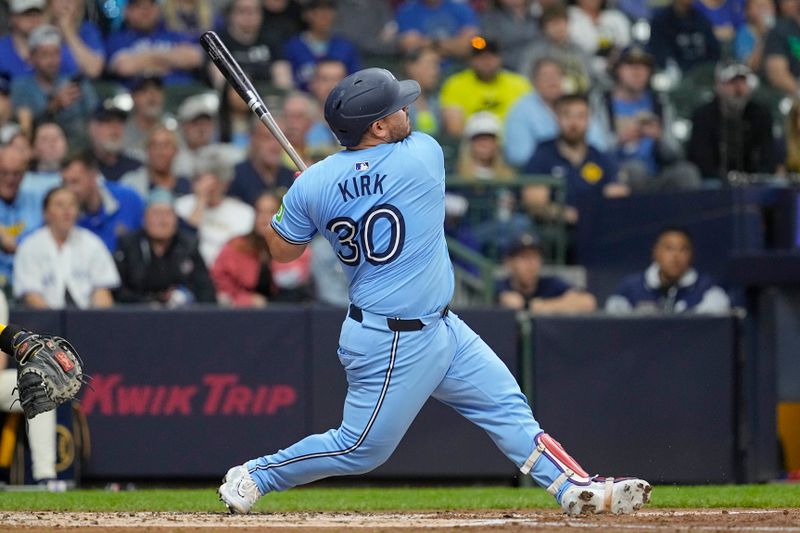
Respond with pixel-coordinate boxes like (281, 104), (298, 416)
(1, 0), (779, 318)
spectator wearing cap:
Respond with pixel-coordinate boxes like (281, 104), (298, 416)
(517, 4), (593, 94)
(122, 76), (165, 161)
(121, 125), (192, 200)
(764, 0), (800, 95)
(332, 0), (399, 60)
(281, 0), (362, 92)
(605, 227), (730, 314)
(568, 0), (630, 60)
(172, 93), (244, 178)
(10, 24), (98, 147)
(0, 146), (45, 293)
(61, 150), (144, 252)
(211, 0), (292, 90)
(105, 0), (204, 87)
(647, 0), (721, 73)
(456, 111), (515, 181)
(479, 0), (540, 72)
(88, 102), (142, 182)
(595, 46), (699, 192)
(229, 118), (296, 206)
(439, 36), (531, 137)
(175, 148), (255, 265)
(13, 186), (119, 309)
(497, 232), (597, 314)
(0, 0), (47, 80)
(504, 57), (609, 169)
(114, 188), (216, 306)
(524, 93), (627, 225)
(45, 0), (105, 79)
(395, 0), (480, 60)
(687, 61), (775, 180)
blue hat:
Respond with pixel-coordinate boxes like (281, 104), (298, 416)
(147, 188), (175, 207)
(505, 232), (542, 258)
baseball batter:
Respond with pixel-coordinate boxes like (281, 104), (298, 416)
(218, 68), (651, 516)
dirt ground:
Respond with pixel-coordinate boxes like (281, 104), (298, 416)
(1, 509), (799, 532)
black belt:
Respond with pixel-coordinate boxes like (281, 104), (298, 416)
(348, 304), (450, 332)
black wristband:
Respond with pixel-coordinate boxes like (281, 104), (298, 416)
(0, 324), (24, 354)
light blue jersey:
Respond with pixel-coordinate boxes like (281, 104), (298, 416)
(271, 132), (454, 318)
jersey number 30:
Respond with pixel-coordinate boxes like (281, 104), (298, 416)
(326, 204), (406, 266)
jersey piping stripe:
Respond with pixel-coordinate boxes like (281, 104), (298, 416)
(248, 330), (400, 474)
(270, 220), (313, 245)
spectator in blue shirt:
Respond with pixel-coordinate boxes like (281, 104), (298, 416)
(524, 93), (628, 224)
(396, 0), (480, 60)
(693, 0), (745, 46)
(282, 0), (361, 92)
(229, 119), (296, 206)
(0, 146), (46, 292)
(60, 151), (144, 252)
(105, 0), (204, 87)
(0, 0), (104, 81)
(605, 227), (731, 313)
(504, 57), (609, 169)
(648, 0), (721, 72)
(734, 0), (774, 71)
(10, 24), (98, 149)
(497, 232), (596, 314)
(45, 0), (105, 79)
(595, 45), (700, 192)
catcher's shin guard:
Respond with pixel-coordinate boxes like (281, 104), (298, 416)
(520, 432), (592, 497)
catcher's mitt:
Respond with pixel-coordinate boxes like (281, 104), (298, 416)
(0, 324), (84, 419)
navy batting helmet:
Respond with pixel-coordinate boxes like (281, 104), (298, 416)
(324, 68), (421, 147)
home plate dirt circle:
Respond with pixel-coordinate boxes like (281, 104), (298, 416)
(1, 509), (799, 531)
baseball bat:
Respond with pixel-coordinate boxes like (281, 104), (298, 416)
(200, 30), (308, 172)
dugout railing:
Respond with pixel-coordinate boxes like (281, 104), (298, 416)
(444, 174), (568, 306)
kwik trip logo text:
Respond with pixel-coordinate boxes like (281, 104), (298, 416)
(81, 374), (297, 416)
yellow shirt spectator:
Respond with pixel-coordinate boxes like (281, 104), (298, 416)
(439, 39), (531, 137)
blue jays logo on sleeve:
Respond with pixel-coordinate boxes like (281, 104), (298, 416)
(355, 161), (370, 171)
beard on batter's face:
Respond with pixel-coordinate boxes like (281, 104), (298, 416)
(384, 107), (412, 143)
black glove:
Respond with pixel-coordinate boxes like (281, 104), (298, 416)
(0, 324), (84, 419)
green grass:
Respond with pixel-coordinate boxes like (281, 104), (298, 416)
(0, 484), (798, 512)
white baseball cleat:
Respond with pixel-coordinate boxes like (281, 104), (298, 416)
(218, 464), (262, 514)
(559, 477), (651, 516)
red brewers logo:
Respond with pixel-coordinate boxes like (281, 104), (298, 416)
(54, 351), (75, 372)
(80, 374), (297, 416)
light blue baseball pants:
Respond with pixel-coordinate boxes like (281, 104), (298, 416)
(246, 310), (565, 495)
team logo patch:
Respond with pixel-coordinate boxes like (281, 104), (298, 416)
(355, 161), (369, 171)
(580, 162), (604, 184)
(54, 351), (75, 372)
(275, 203), (285, 223)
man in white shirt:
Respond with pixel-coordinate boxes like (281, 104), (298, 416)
(13, 187), (120, 309)
(174, 148), (255, 266)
